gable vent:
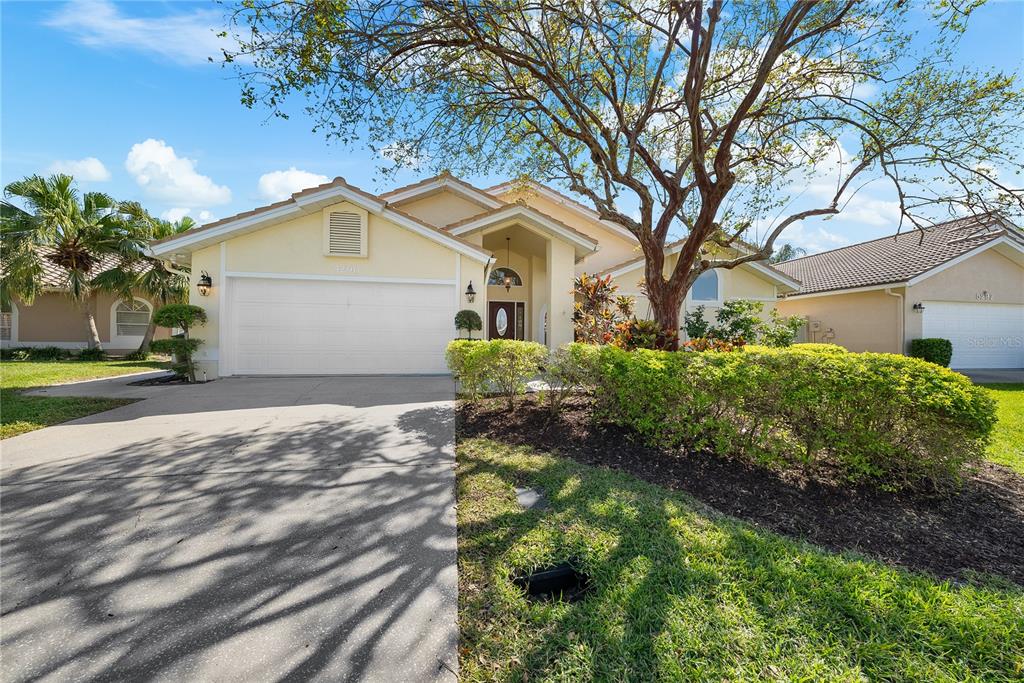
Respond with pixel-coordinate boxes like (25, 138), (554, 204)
(327, 211), (364, 256)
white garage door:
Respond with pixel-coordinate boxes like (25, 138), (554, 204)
(921, 301), (1024, 369)
(226, 277), (455, 374)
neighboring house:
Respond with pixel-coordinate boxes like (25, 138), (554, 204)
(775, 214), (1024, 369)
(1, 253), (170, 353)
(149, 173), (794, 378)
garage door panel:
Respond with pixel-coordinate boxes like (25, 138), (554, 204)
(228, 277), (455, 374)
(921, 301), (1024, 369)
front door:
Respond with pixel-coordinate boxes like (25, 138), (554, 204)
(488, 301), (522, 340)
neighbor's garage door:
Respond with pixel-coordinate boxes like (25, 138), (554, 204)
(227, 277), (455, 374)
(921, 301), (1024, 369)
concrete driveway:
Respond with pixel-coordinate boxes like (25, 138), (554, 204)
(1, 376), (458, 682)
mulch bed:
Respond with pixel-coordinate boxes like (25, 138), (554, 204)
(458, 395), (1024, 586)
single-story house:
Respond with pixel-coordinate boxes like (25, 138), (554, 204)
(775, 214), (1024, 369)
(1, 253), (170, 353)
(149, 173), (797, 378)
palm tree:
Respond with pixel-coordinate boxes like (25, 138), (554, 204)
(769, 243), (808, 264)
(1, 175), (143, 350)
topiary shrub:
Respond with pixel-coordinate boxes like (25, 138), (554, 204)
(454, 309), (483, 339)
(589, 345), (996, 491)
(909, 338), (953, 367)
(152, 304), (207, 382)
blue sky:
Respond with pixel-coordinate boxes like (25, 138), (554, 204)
(2, 0), (1022, 253)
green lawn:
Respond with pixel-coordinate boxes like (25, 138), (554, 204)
(983, 384), (1024, 475)
(457, 438), (1024, 681)
(1, 359), (168, 439)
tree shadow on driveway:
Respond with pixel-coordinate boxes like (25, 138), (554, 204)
(1, 383), (459, 682)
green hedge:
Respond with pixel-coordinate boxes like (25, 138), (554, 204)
(909, 338), (953, 367)
(446, 339), (548, 407)
(586, 344), (995, 490)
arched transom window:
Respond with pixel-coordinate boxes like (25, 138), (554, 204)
(487, 267), (523, 287)
(115, 299), (151, 336)
(691, 269), (720, 302)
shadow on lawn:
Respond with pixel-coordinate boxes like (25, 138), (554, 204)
(457, 444), (1022, 681)
(459, 396), (1024, 585)
(1, 400), (457, 682)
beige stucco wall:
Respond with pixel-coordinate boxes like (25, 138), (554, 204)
(776, 289), (903, 353)
(7, 291), (169, 350)
(904, 247), (1024, 341)
(391, 190), (490, 227)
(611, 256), (781, 336)
(493, 189), (640, 273)
(189, 201), (491, 378)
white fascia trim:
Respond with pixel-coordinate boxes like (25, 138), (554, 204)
(378, 208), (491, 263)
(489, 181), (639, 243)
(293, 184), (386, 212)
(384, 178), (504, 209)
(781, 282), (907, 300)
(224, 271), (458, 286)
(744, 261), (802, 291)
(449, 206), (599, 252)
(905, 236), (1024, 286)
(150, 203), (302, 256)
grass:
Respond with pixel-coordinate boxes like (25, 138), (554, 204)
(1, 359), (168, 439)
(457, 437), (1024, 682)
(982, 384), (1024, 475)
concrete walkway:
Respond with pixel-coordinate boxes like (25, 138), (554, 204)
(1, 376), (458, 682)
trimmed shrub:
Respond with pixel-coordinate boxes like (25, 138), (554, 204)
(76, 347), (107, 361)
(152, 304), (207, 382)
(445, 339), (549, 407)
(446, 339), (490, 400)
(539, 344), (592, 413)
(909, 338), (953, 367)
(588, 345), (995, 491)
(789, 343), (848, 354)
(454, 309), (483, 339)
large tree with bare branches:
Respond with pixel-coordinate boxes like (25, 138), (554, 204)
(224, 0), (1023, 341)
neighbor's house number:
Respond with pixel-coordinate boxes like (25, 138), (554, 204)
(975, 290), (993, 301)
(336, 265), (360, 274)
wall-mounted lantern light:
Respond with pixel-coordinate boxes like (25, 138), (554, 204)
(197, 271), (213, 297)
(465, 281), (476, 303)
(912, 302), (925, 312)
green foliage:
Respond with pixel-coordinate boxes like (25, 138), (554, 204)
(75, 347), (107, 361)
(152, 304), (207, 331)
(909, 338), (954, 367)
(0, 346), (69, 361)
(573, 274), (634, 344)
(454, 309), (483, 338)
(123, 351), (151, 361)
(684, 300), (803, 347)
(587, 345), (996, 490)
(539, 344), (591, 414)
(612, 318), (677, 351)
(789, 343), (849, 354)
(446, 339), (550, 407)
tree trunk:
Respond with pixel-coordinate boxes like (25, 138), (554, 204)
(84, 307), (103, 350)
(647, 280), (687, 350)
(135, 320), (156, 356)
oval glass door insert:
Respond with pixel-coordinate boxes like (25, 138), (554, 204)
(496, 308), (509, 336)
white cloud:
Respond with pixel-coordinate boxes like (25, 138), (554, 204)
(778, 223), (851, 254)
(161, 208), (216, 224)
(46, 0), (235, 66)
(45, 156), (110, 181)
(125, 139), (231, 206)
(257, 168), (330, 201)
(161, 207), (190, 222)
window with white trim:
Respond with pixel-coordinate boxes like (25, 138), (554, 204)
(692, 269), (719, 302)
(324, 208), (368, 257)
(487, 267), (523, 286)
(115, 300), (151, 336)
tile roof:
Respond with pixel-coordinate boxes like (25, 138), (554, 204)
(441, 201), (599, 247)
(774, 213), (1018, 295)
(5, 249), (151, 289)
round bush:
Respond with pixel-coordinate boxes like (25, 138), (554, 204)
(909, 338), (953, 367)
